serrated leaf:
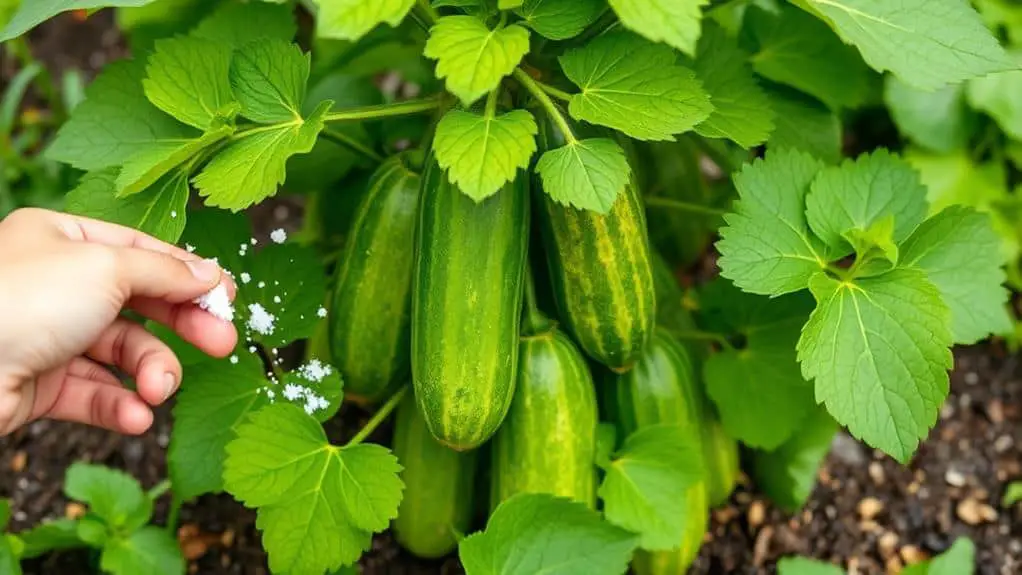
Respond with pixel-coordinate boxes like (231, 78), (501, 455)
(716, 148), (828, 296)
(191, 1), (297, 46)
(143, 35), (237, 129)
(901, 537), (976, 575)
(424, 15), (530, 105)
(535, 137), (630, 213)
(99, 527), (184, 575)
(797, 269), (952, 462)
(884, 77), (975, 154)
(317, 0), (416, 41)
(692, 22), (773, 147)
(560, 31), (711, 141)
(598, 425), (704, 550)
(842, 215), (899, 277)
(967, 53), (1022, 141)
(900, 206), (1011, 344)
(256, 495), (372, 574)
(459, 493), (639, 575)
(798, 0), (1015, 90)
(751, 407), (839, 512)
(0, 0), (158, 42)
(230, 39), (310, 123)
(746, 4), (870, 110)
(516, 0), (604, 41)
(777, 556), (845, 575)
(64, 168), (189, 244)
(607, 0), (708, 56)
(764, 86), (842, 164)
(115, 126), (231, 196)
(433, 108), (537, 201)
(64, 463), (151, 531)
(805, 150), (928, 257)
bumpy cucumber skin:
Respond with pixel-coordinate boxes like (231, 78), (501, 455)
(330, 154), (421, 404)
(411, 155), (529, 450)
(392, 395), (476, 559)
(491, 329), (598, 510)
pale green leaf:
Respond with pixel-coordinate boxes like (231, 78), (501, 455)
(560, 31), (712, 141)
(967, 54), (1022, 141)
(716, 148), (828, 296)
(752, 408), (839, 512)
(884, 77), (975, 154)
(433, 108), (537, 201)
(777, 556), (845, 575)
(764, 86), (842, 164)
(115, 126), (231, 196)
(191, 1), (297, 46)
(0, 534), (20, 575)
(535, 137), (630, 213)
(424, 15), (530, 105)
(99, 527), (184, 575)
(64, 168), (189, 244)
(143, 36), (237, 129)
(516, 0), (604, 40)
(317, 0), (416, 41)
(607, 0), (708, 56)
(230, 39), (309, 123)
(256, 494), (372, 574)
(498, 0), (522, 8)
(0, 0), (158, 41)
(902, 537), (977, 575)
(842, 215), (899, 277)
(1002, 482), (1022, 507)
(64, 463), (151, 531)
(19, 520), (85, 559)
(797, 269), (952, 462)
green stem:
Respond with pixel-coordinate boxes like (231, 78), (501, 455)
(484, 88), (499, 118)
(664, 328), (733, 351)
(166, 494), (182, 534)
(521, 266), (553, 336)
(147, 479), (172, 501)
(323, 97), (444, 123)
(321, 128), (384, 163)
(535, 81), (573, 103)
(512, 68), (577, 145)
(417, 0), (440, 24)
(645, 196), (726, 217)
(346, 386), (409, 446)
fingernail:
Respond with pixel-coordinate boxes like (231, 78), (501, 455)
(163, 372), (178, 402)
(186, 259), (220, 282)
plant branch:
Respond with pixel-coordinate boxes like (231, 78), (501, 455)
(663, 328), (734, 351)
(535, 80), (573, 103)
(346, 386), (409, 446)
(484, 88), (499, 118)
(166, 494), (182, 534)
(521, 266), (554, 336)
(645, 196), (727, 217)
(415, 0), (439, 27)
(512, 68), (577, 145)
(147, 479), (171, 501)
(321, 128), (384, 163)
(323, 97), (445, 123)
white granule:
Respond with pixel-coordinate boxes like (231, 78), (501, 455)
(248, 346), (257, 353)
(297, 359), (332, 382)
(246, 303), (276, 336)
(250, 238), (258, 245)
(229, 355), (238, 364)
(258, 281), (266, 288)
(195, 282), (234, 322)
(266, 389), (275, 400)
(273, 296), (281, 304)
(185, 244), (196, 253)
(240, 272), (251, 284)
(303, 394), (329, 414)
(270, 228), (287, 244)
(171, 211), (177, 218)
(317, 306), (327, 318)
(282, 383), (305, 401)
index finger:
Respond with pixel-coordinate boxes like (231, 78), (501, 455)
(49, 211), (197, 261)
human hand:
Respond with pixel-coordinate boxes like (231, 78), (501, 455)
(0, 208), (238, 436)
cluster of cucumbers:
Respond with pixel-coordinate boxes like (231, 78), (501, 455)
(326, 116), (740, 573)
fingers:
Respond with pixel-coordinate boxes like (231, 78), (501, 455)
(86, 319), (182, 406)
(49, 210), (197, 261)
(65, 356), (121, 386)
(41, 375), (153, 435)
(111, 246), (231, 304)
(130, 297), (238, 358)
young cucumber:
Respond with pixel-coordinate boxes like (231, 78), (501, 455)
(392, 394), (476, 559)
(602, 328), (709, 574)
(330, 153), (421, 405)
(491, 327), (599, 510)
(411, 155), (529, 450)
(535, 118), (656, 372)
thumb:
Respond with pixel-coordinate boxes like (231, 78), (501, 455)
(111, 248), (227, 303)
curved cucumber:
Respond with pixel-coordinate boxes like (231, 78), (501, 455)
(392, 394), (476, 558)
(491, 328), (598, 509)
(411, 155), (529, 450)
(703, 417), (740, 507)
(330, 153), (421, 404)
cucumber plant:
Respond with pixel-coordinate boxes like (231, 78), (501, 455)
(0, 0), (1018, 573)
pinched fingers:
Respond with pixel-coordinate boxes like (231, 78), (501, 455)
(86, 318), (184, 406)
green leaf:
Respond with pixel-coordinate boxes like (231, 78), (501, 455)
(115, 126), (232, 196)
(424, 15), (530, 105)
(433, 108), (537, 201)
(797, 269), (952, 462)
(902, 537), (977, 575)
(46, 59), (198, 171)
(64, 168), (189, 244)
(966, 54), (1022, 141)
(597, 424), (704, 550)
(884, 77), (976, 154)
(535, 137), (631, 213)
(797, 0), (1015, 90)
(143, 36), (237, 130)
(777, 556), (845, 575)
(700, 281), (816, 450)
(560, 31), (711, 141)
(842, 215), (899, 277)
(498, 0), (522, 8)
(0, 501), (8, 529)
(223, 404), (403, 574)
(458, 493), (639, 575)
(594, 422), (617, 469)
(516, 0), (604, 41)
(99, 527), (184, 575)
(607, 0), (708, 56)
(18, 520), (84, 559)
(751, 407), (839, 512)
(1003, 482), (1022, 507)
(716, 148), (828, 296)
(900, 206), (1012, 344)
(764, 86), (842, 164)
(746, 4), (870, 110)
(805, 150), (928, 257)
(192, 101), (330, 210)
(317, 0), (416, 41)
(230, 39), (309, 123)
(692, 22), (773, 148)
(0, 0), (159, 41)
(0, 534), (20, 575)
(64, 463), (152, 531)
(191, 1), (297, 46)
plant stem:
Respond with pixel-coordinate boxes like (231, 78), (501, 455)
(664, 328), (733, 351)
(321, 128), (384, 163)
(512, 68), (577, 145)
(521, 266), (553, 336)
(148, 479), (172, 501)
(346, 386), (409, 446)
(323, 97), (444, 123)
(484, 88), (499, 118)
(417, 0), (440, 25)
(645, 196), (727, 217)
(166, 494), (182, 534)
(535, 81), (573, 103)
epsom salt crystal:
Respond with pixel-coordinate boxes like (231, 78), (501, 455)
(247, 304), (276, 336)
(282, 383), (305, 401)
(304, 394), (329, 414)
(297, 359), (332, 382)
(270, 228), (287, 244)
(195, 282), (234, 322)
(317, 306), (327, 318)
(185, 244), (196, 253)
(240, 272), (251, 284)
(229, 355), (239, 364)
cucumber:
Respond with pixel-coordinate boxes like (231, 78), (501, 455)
(703, 417), (740, 507)
(535, 118), (656, 371)
(491, 328), (598, 509)
(602, 328), (709, 574)
(411, 155), (529, 450)
(330, 153), (421, 405)
(392, 394), (476, 559)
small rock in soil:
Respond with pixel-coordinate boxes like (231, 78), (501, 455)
(877, 531), (899, 558)
(747, 501), (766, 530)
(831, 433), (867, 466)
(858, 497), (885, 520)
(945, 468), (967, 487)
(64, 503), (85, 520)
(899, 544), (928, 565)
(10, 451), (26, 472)
(869, 462), (886, 485)
(957, 498), (998, 525)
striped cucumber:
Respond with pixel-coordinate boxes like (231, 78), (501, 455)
(392, 394), (476, 558)
(535, 117), (656, 371)
(702, 417), (740, 507)
(330, 153), (421, 404)
(411, 155), (529, 450)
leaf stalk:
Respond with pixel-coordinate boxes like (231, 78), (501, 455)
(512, 68), (578, 145)
(346, 386), (409, 446)
(323, 97), (445, 123)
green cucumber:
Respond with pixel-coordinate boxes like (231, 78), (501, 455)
(330, 153), (421, 405)
(411, 155), (529, 450)
(535, 119), (656, 371)
(703, 417), (740, 507)
(392, 394), (476, 559)
(491, 328), (598, 509)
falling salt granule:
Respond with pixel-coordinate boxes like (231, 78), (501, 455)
(229, 355), (239, 364)
(266, 389), (276, 400)
(316, 307), (327, 318)
(195, 281), (234, 322)
(270, 228), (287, 244)
(250, 238), (258, 245)
(282, 383), (305, 401)
(185, 244), (196, 253)
(171, 211), (177, 218)
(247, 303), (276, 336)
(258, 281), (266, 289)
(273, 296), (282, 304)
(248, 346), (257, 353)
(240, 272), (251, 284)
(297, 359), (332, 382)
